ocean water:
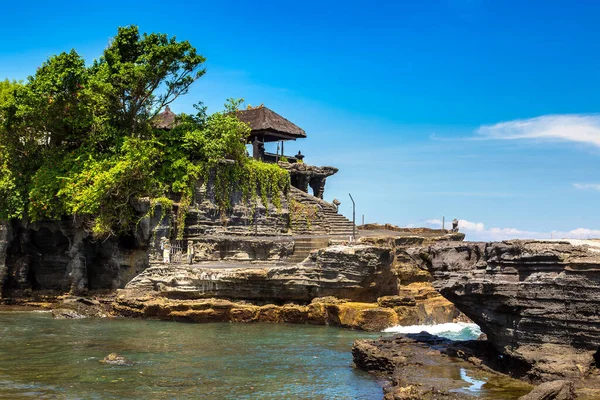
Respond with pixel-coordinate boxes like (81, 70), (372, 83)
(0, 311), (383, 399)
(383, 322), (482, 341)
(0, 312), (530, 399)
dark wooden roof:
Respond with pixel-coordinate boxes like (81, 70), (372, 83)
(236, 106), (306, 141)
(152, 105), (177, 130)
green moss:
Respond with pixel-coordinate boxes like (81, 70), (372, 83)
(289, 199), (318, 229)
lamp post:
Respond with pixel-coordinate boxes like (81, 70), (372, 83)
(349, 193), (356, 241)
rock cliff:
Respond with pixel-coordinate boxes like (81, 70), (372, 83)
(121, 244), (396, 302)
(114, 232), (464, 331)
(417, 239), (600, 382)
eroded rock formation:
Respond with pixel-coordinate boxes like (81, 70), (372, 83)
(121, 245), (397, 302)
(416, 239), (600, 382)
(113, 231), (465, 331)
(352, 333), (533, 399)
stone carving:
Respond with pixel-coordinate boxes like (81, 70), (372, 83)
(451, 218), (459, 232)
(160, 237), (171, 264)
(187, 240), (194, 264)
(282, 163), (338, 199)
(332, 198), (341, 212)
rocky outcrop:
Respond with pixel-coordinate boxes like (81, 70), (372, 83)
(518, 380), (575, 400)
(281, 162), (338, 199)
(51, 296), (111, 319)
(1, 218), (152, 297)
(113, 296), (401, 331)
(122, 245), (397, 302)
(417, 239), (600, 382)
(115, 242), (461, 330)
(0, 178), (294, 296)
(188, 236), (294, 263)
(360, 232), (466, 285)
(352, 333), (533, 399)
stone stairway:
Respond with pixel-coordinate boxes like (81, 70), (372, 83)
(322, 209), (356, 238)
(287, 237), (330, 264)
(289, 187), (355, 237)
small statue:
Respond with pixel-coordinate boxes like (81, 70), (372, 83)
(160, 237), (171, 264)
(187, 240), (194, 265)
(332, 198), (341, 212)
(451, 219), (459, 233)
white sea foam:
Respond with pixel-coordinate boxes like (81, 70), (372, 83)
(383, 322), (482, 340)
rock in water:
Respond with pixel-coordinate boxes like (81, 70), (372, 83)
(51, 297), (108, 319)
(51, 309), (87, 319)
(417, 239), (600, 381)
(100, 353), (133, 366)
(518, 380), (575, 400)
(352, 334), (532, 399)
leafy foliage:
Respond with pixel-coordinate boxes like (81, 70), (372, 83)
(0, 26), (289, 239)
(100, 26), (206, 135)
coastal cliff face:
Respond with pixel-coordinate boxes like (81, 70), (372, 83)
(1, 218), (153, 296)
(114, 232), (464, 331)
(0, 175), (356, 297)
(121, 245), (396, 302)
(1, 181), (466, 332)
(0, 183), (291, 297)
(417, 239), (600, 381)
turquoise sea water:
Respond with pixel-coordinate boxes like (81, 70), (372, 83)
(0, 311), (383, 399)
(383, 322), (482, 341)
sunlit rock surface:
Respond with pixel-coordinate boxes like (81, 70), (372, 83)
(417, 239), (600, 381)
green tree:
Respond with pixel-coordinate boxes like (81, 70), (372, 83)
(0, 26), (289, 240)
(99, 25), (206, 136)
(17, 50), (92, 148)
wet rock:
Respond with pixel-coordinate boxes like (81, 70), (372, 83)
(112, 296), (403, 331)
(100, 353), (133, 366)
(51, 297), (109, 319)
(52, 309), (88, 319)
(353, 334), (532, 399)
(518, 380), (575, 400)
(355, 308), (398, 331)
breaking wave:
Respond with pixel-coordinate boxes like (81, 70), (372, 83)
(383, 322), (482, 341)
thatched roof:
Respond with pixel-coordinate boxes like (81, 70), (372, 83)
(152, 105), (177, 130)
(236, 106), (306, 141)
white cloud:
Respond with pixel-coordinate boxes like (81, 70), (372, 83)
(573, 183), (600, 191)
(477, 114), (600, 148)
(422, 218), (600, 242)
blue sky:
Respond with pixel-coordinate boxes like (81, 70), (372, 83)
(2, 0), (600, 241)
